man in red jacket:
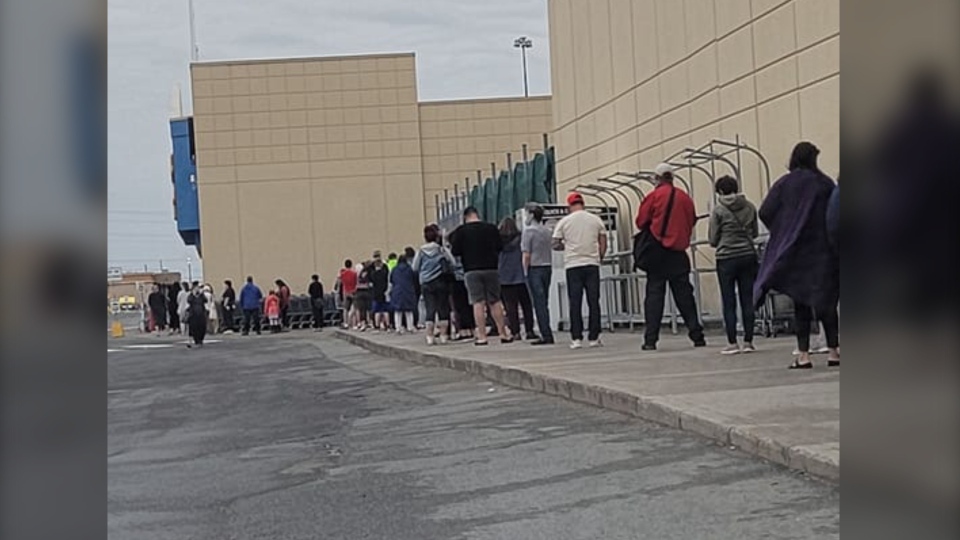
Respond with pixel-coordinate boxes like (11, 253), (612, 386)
(634, 163), (706, 350)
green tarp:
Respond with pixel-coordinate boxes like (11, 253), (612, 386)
(483, 177), (497, 222)
(497, 170), (513, 224)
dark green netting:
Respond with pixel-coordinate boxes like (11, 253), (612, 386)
(470, 184), (484, 218)
(531, 153), (550, 203)
(497, 170), (513, 224)
(483, 177), (497, 222)
(545, 146), (557, 203)
(513, 162), (530, 210)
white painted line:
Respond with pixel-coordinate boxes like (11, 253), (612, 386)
(123, 344), (175, 350)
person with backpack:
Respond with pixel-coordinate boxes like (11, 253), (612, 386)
(708, 175), (759, 355)
(412, 224), (456, 345)
(634, 163), (706, 351)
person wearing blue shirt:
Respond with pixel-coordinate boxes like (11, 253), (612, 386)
(239, 276), (264, 335)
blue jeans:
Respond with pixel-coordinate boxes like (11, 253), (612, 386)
(526, 266), (553, 342)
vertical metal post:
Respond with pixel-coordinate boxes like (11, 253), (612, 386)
(521, 46), (529, 98)
(542, 133), (549, 153)
(435, 194), (441, 222)
(188, 0), (199, 62)
(453, 184), (460, 213)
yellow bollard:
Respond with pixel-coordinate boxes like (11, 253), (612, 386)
(111, 320), (125, 338)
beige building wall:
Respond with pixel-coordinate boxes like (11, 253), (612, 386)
(190, 53), (553, 289)
(418, 96), (552, 220)
(548, 0), (838, 314)
(191, 53), (426, 289)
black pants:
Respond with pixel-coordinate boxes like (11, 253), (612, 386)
(189, 315), (206, 344)
(794, 300), (839, 352)
(566, 265), (601, 342)
(716, 255), (758, 344)
(451, 280), (475, 330)
(422, 279), (450, 324)
(280, 305), (290, 328)
(527, 266), (554, 342)
(311, 299), (324, 329)
(502, 283), (536, 338)
(168, 309), (180, 332)
(221, 306), (235, 332)
(644, 270), (704, 346)
(242, 308), (262, 334)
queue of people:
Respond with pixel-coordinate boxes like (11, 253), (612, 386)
(332, 141), (839, 369)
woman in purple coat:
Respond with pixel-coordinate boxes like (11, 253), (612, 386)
(754, 142), (840, 369)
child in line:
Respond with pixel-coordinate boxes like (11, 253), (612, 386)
(264, 289), (281, 333)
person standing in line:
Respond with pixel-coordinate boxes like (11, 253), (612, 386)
(354, 261), (374, 331)
(386, 252), (399, 272)
(337, 260), (358, 329)
(552, 193), (607, 349)
(203, 283), (217, 335)
(403, 246), (422, 330)
(449, 207), (512, 345)
(167, 282), (182, 334)
(369, 252), (391, 332)
(186, 284), (208, 348)
(177, 281), (191, 335)
(412, 224), (456, 345)
(147, 284), (168, 336)
(275, 279), (291, 330)
(521, 203), (555, 345)
(449, 255), (475, 341)
(221, 280), (237, 333)
(239, 276), (263, 336)
(498, 217), (538, 341)
(264, 290), (282, 333)
(390, 253), (418, 334)
(708, 175), (760, 355)
(635, 163), (706, 351)
(308, 274), (325, 332)
(755, 142), (840, 369)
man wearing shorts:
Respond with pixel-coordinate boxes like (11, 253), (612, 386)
(449, 206), (512, 345)
(338, 260), (358, 329)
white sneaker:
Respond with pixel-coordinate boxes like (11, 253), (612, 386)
(720, 344), (741, 355)
(569, 340), (583, 350)
(741, 342), (757, 353)
(588, 340), (603, 348)
(426, 335), (436, 346)
(439, 334), (449, 345)
(812, 345), (830, 354)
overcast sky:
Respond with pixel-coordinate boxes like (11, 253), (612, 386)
(108, 0), (551, 279)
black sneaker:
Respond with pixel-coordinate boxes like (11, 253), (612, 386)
(693, 340), (707, 347)
(526, 333), (541, 341)
(641, 343), (657, 351)
(530, 338), (554, 346)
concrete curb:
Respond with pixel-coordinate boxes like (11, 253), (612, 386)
(333, 330), (839, 483)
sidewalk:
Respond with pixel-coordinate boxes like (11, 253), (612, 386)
(334, 328), (839, 482)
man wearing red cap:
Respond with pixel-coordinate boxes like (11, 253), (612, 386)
(634, 163), (706, 350)
(552, 192), (607, 349)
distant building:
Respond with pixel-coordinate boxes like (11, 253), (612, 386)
(107, 271), (182, 308)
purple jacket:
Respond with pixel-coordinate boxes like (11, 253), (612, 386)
(754, 168), (839, 309)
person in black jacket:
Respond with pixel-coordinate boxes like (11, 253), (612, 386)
(221, 280), (237, 333)
(147, 284), (168, 335)
(308, 274), (325, 331)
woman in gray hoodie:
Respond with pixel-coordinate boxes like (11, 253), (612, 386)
(708, 175), (760, 355)
(412, 224), (456, 345)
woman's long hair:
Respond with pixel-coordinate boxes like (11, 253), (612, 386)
(499, 217), (520, 241)
(788, 141), (821, 172)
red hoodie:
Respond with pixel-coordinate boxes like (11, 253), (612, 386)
(635, 182), (697, 251)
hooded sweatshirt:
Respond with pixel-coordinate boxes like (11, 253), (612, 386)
(708, 193), (759, 260)
(412, 242), (455, 285)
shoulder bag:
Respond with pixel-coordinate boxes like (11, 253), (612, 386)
(632, 186), (676, 272)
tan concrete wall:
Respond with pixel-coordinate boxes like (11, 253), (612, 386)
(418, 97), (552, 220)
(548, 0), (838, 316)
(191, 53), (426, 289)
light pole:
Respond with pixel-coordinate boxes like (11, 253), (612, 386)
(186, 257), (193, 283)
(513, 36), (533, 98)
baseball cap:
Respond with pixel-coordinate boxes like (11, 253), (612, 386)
(566, 192), (584, 206)
(654, 163), (674, 177)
